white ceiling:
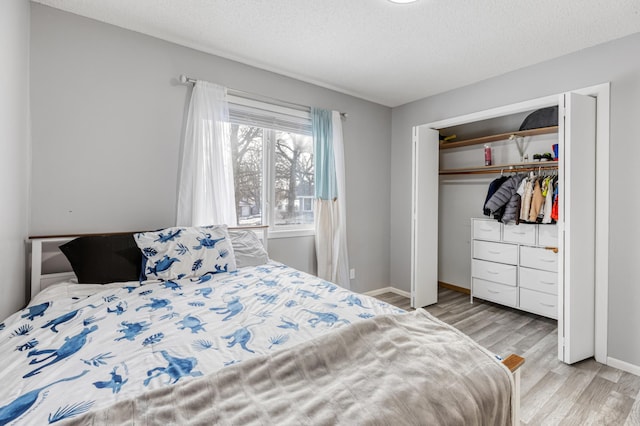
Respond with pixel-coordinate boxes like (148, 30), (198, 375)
(32, 0), (640, 107)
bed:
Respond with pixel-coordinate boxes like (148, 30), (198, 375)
(1, 225), (522, 425)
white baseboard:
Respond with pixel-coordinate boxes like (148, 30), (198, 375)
(607, 357), (640, 376)
(364, 287), (411, 299)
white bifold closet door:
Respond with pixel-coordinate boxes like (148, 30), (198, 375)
(558, 92), (597, 364)
(411, 91), (598, 364)
(411, 126), (439, 308)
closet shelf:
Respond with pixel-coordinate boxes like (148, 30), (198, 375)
(439, 126), (558, 150)
(439, 161), (558, 175)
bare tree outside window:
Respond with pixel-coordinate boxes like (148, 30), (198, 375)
(230, 124), (263, 225)
(275, 132), (314, 225)
(230, 124), (314, 227)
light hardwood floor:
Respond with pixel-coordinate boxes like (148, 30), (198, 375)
(375, 287), (640, 425)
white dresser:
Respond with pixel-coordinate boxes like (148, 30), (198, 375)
(471, 218), (559, 319)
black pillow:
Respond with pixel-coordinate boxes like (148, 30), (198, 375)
(59, 234), (142, 284)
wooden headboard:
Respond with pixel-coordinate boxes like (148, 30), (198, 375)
(28, 226), (269, 300)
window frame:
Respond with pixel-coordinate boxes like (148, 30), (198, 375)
(227, 95), (315, 238)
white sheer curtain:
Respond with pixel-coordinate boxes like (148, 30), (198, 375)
(313, 108), (350, 289)
(177, 81), (237, 227)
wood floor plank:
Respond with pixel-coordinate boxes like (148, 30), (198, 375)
(520, 371), (567, 423)
(616, 372), (640, 400)
(527, 369), (595, 426)
(373, 287), (640, 425)
(514, 323), (557, 355)
(625, 400), (640, 426)
(588, 391), (636, 426)
(598, 364), (624, 383)
(574, 375), (617, 408)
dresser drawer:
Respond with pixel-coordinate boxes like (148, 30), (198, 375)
(519, 288), (557, 319)
(472, 278), (517, 307)
(472, 219), (501, 241)
(520, 246), (558, 272)
(503, 223), (536, 245)
(538, 225), (558, 246)
(473, 240), (518, 265)
(520, 267), (557, 295)
(472, 259), (517, 286)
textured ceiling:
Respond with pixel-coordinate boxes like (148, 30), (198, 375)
(32, 0), (640, 107)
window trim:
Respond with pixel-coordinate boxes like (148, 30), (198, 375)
(268, 227), (315, 239)
(228, 97), (315, 234)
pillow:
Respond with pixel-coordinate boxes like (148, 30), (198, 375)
(59, 234), (142, 284)
(135, 225), (236, 281)
(228, 229), (269, 268)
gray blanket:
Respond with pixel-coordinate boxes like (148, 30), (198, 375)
(70, 309), (513, 425)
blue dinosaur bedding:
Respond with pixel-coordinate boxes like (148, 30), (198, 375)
(0, 261), (404, 425)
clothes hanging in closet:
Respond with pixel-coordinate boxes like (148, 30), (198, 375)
(483, 174), (525, 223)
(523, 173), (558, 224)
(549, 177), (559, 223)
(529, 179), (544, 222)
(517, 177), (532, 222)
(483, 172), (558, 225)
(542, 176), (554, 223)
(483, 176), (509, 216)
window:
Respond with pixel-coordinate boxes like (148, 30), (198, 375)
(228, 96), (314, 231)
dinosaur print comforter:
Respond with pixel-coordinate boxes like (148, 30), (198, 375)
(74, 309), (513, 426)
(0, 261), (404, 425)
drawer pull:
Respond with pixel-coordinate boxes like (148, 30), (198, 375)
(512, 231), (526, 235)
(488, 250), (501, 255)
(540, 259), (555, 263)
(487, 270), (500, 275)
(488, 290), (500, 294)
(540, 281), (555, 285)
(480, 227), (493, 232)
(540, 303), (555, 308)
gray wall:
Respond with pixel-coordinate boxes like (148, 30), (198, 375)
(29, 4), (391, 294)
(268, 236), (316, 275)
(390, 33), (640, 367)
(0, 0), (31, 319)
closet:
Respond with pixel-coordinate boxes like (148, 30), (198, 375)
(411, 87), (608, 365)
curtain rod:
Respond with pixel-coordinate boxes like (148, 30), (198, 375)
(179, 74), (347, 119)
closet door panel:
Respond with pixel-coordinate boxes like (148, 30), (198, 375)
(411, 126), (439, 308)
(559, 92), (596, 364)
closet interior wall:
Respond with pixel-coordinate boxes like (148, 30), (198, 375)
(437, 111), (560, 291)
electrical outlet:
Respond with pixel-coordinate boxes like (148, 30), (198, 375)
(349, 268), (355, 279)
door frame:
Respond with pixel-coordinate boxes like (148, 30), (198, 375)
(412, 82), (609, 364)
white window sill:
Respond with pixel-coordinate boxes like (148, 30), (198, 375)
(268, 228), (315, 239)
